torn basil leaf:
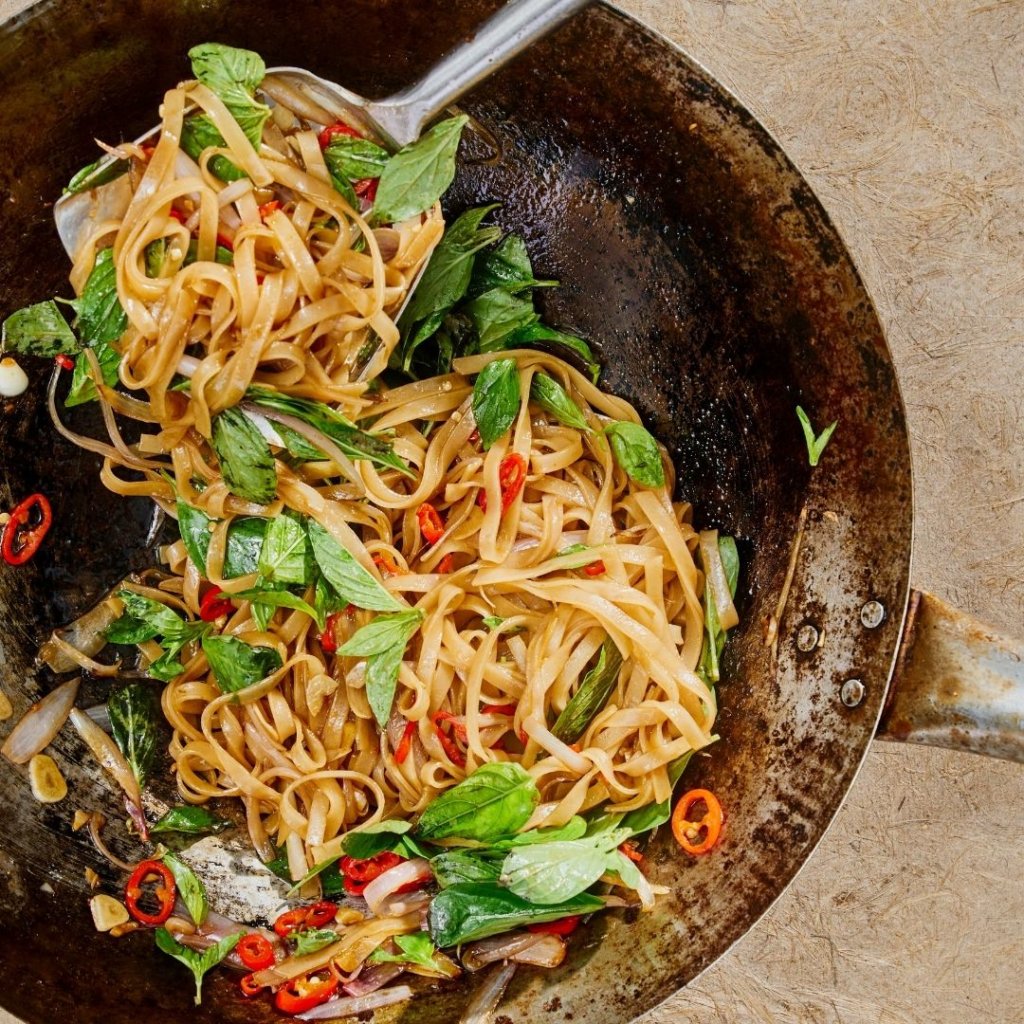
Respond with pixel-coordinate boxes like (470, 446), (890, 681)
(107, 683), (159, 789)
(1, 300), (78, 358)
(202, 634), (283, 694)
(307, 520), (404, 613)
(150, 806), (231, 836)
(471, 358), (520, 450)
(605, 420), (665, 488)
(530, 373), (590, 431)
(64, 156), (130, 196)
(211, 407), (278, 505)
(551, 637), (623, 743)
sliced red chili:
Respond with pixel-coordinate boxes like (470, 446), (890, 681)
(672, 788), (724, 856)
(468, 428), (481, 446)
(257, 200), (280, 221)
(273, 907), (309, 938)
(239, 973), (263, 998)
(2, 493), (52, 567)
(353, 177), (379, 203)
(433, 710), (467, 767)
(303, 900), (338, 930)
(584, 560), (606, 577)
(54, 353), (74, 371)
(124, 859), (176, 926)
(340, 852), (404, 896)
(417, 503), (445, 545)
(274, 969), (339, 1015)
(168, 207), (186, 223)
(394, 721), (416, 765)
(319, 611), (343, 654)
(236, 932), (275, 971)
(483, 703), (518, 717)
(528, 915), (580, 936)
(619, 840), (644, 864)
(273, 900), (338, 937)
(318, 120), (361, 149)
(199, 586), (232, 621)
(436, 553), (455, 574)
(477, 453), (527, 513)
(373, 550), (403, 578)
(215, 232), (235, 252)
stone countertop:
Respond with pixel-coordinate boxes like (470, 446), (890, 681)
(0, 2), (1021, 1023)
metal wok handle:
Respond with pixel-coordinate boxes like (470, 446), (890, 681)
(877, 590), (1024, 761)
(363, 0), (592, 147)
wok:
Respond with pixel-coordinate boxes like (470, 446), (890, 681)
(0, 2), (1020, 1022)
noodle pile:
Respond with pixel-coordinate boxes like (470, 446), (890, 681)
(54, 59), (720, 885)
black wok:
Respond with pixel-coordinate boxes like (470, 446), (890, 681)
(0, 2), (1019, 1022)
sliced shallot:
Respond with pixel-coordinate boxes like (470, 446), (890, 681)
(460, 962), (517, 1024)
(295, 984), (414, 1021)
(341, 962), (404, 997)
(362, 858), (432, 917)
(1, 677), (80, 764)
(461, 931), (549, 971)
(38, 596), (121, 673)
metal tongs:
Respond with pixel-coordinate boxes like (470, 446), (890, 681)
(53, 0), (590, 259)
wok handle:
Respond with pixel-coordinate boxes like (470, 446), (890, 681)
(367, 0), (591, 147)
(876, 589), (1024, 761)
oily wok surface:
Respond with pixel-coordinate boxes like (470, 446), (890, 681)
(0, 2), (912, 1022)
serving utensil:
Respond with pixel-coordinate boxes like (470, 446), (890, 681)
(53, 0), (590, 259)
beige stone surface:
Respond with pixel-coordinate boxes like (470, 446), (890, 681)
(0, 1), (1021, 1023)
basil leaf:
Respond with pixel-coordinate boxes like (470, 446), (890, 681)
(187, 43), (269, 149)
(2, 300), (78, 357)
(369, 932), (441, 971)
(245, 387), (412, 477)
(211, 407), (278, 504)
(719, 535), (740, 599)
(257, 514), (312, 586)
(342, 818), (413, 860)
(154, 927), (240, 1006)
(795, 404), (837, 467)
(415, 763), (538, 843)
(605, 421), (665, 488)
(470, 234), (556, 296)
(307, 520), (404, 612)
(396, 205), (502, 372)
(372, 115), (468, 225)
(65, 343), (120, 407)
(504, 322), (600, 383)
(428, 883), (604, 947)
(530, 373), (591, 431)
(180, 114), (244, 182)
(202, 634), (283, 694)
(480, 615), (525, 635)
(431, 850), (503, 888)
(274, 420), (327, 462)
(551, 637), (623, 743)
(64, 156), (130, 196)
(292, 928), (339, 956)
(466, 288), (538, 352)
(339, 610), (424, 728)
(323, 136), (389, 183)
(73, 247), (127, 348)
(163, 851), (208, 925)
(233, 588), (323, 630)
(108, 590), (188, 642)
(500, 830), (630, 904)
(150, 806), (232, 835)
(107, 683), (159, 789)
(491, 816), (588, 849)
(471, 358), (520, 450)
(176, 500), (267, 578)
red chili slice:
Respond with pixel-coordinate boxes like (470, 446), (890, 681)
(215, 232), (235, 252)
(477, 453), (527, 513)
(340, 852), (405, 897)
(354, 178), (379, 203)
(274, 969), (339, 1014)
(417, 503), (445, 545)
(319, 611), (343, 654)
(303, 901), (338, 930)
(199, 586), (232, 621)
(1, 493), (52, 566)
(528, 915), (581, 936)
(240, 973), (263, 998)
(124, 859), (176, 926)
(436, 553), (455, 574)
(273, 900), (338, 938)
(433, 710), (467, 767)
(584, 560), (606, 577)
(54, 353), (74, 371)
(394, 721), (416, 765)
(236, 932), (275, 971)
(273, 908), (309, 938)
(318, 121), (362, 149)
(483, 703), (518, 717)
(373, 550), (404, 578)
(257, 200), (280, 221)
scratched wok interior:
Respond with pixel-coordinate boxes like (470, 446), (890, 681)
(0, 1), (923, 1022)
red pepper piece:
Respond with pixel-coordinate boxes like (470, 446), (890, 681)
(239, 973), (263, 998)
(619, 840), (644, 864)
(353, 177), (379, 203)
(528, 915), (581, 937)
(168, 207), (186, 223)
(274, 969), (339, 1015)
(477, 453), (527, 513)
(54, 353), (74, 371)
(303, 900), (338, 929)
(124, 859), (176, 926)
(417, 503), (445, 545)
(584, 560), (606, 577)
(373, 550), (404, 578)
(273, 900), (338, 938)
(433, 710), (467, 767)
(468, 428), (481, 446)
(436, 553), (455, 574)
(2, 493), (52, 566)
(319, 611), (343, 654)
(199, 586), (232, 621)
(394, 720), (416, 765)
(273, 907), (309, 938)
(215, 232), (235, 252)
(483, 703), (518, 717)
(340, 851), (406, 897)
(318, 120), (361, 149)
(257, 200), (280, 221)
(236, 932), (275, 971)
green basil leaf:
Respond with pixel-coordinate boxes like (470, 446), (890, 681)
(323, 136), (390, 182)
(504, 322), (600, 383)
(108, 590), (188, 642)
(490, 816), (588, 849)
(795, 404), (837, 467)
(245, 387), (412, 477)
(471, 358), (520, 450)
(180, 114), (245, 182)
(155, 926), (240, 1005)
(500, 830), (630, 904)
(465, 288), (538, 352)
(233, 588), (323, 630)
(368, 932), (441, 970)
(480, 615), (526, 635)
(64, 156), (130, 196)
(470, 234), (556, 296)
(187, 43), (269, 150)
(64, 342), (120, 407)
(530, 373), (591, 431)
(2, 300), (78, 358)
(372, 115), (468, 225)
(588, 751), (695, 838)
(73, 247), (127, 348)
(145, 238), (166, 279)
(163, 851), (208, 926)
(719, 535), (740, 600)
(150, 806), (232, 835)
(430, 850), (503, 888)
(107, 682), (159, 789)
(307, 520), (404, 612)
(274, 420), (327, 462)
(292, 928), (339, 956)
(211, 407), (278, 504)
(342, 818), (413, 860)
(415, 763), (538, 843)
(428, 883), (604, 947)
(257, 514), (312, 586)
(551, 637), (623, 743)
(176, 501), (267, 578)
(202, 634), (283, 694)
(605, 421), (665, 488)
